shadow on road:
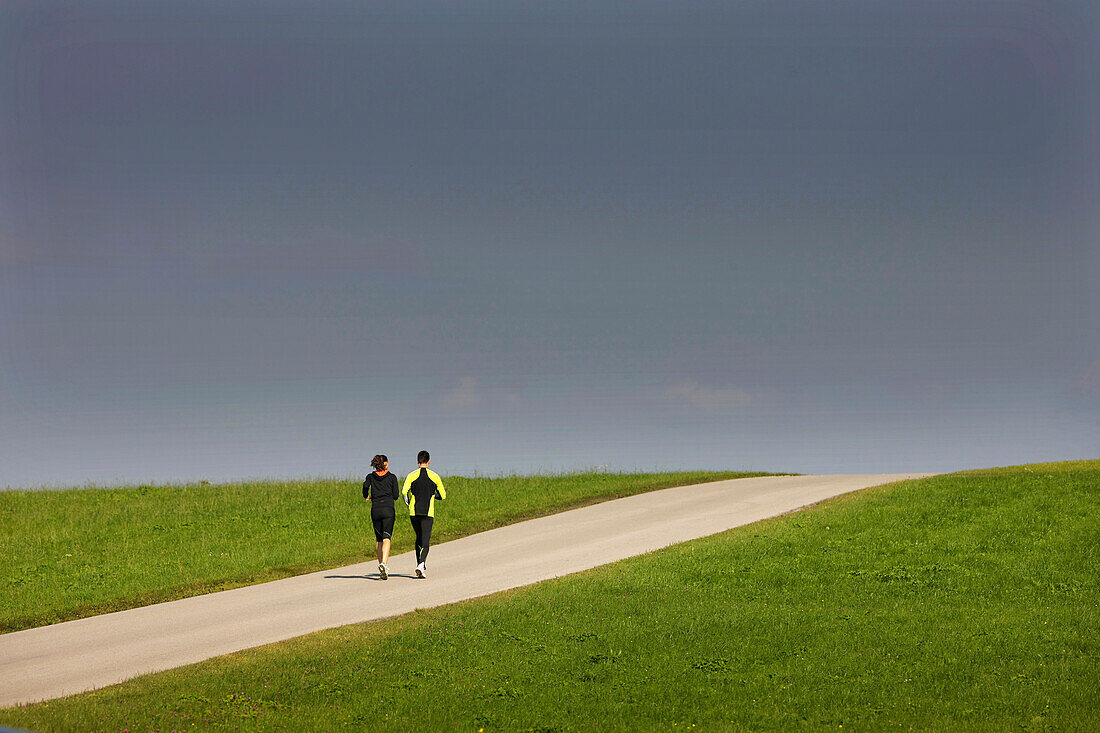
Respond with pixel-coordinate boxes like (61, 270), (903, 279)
(324, 573), (419, 581)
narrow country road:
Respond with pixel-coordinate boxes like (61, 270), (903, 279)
(0, 473), (930, 707)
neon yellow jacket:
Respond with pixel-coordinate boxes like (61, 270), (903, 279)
(401, 467), (446, 517)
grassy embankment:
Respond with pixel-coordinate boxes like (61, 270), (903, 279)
(3, 461), (1097, 731)
(0, 471), (771, 633)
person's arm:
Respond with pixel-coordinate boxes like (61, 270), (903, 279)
(401, 473), (413, 507)
(431, 471), (446, 500)
(362, 476), (370, 500)
(390, 474), (401, 503)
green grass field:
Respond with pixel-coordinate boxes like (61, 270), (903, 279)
(3, 462), (1097, 731)
(0, 471), (770, 633)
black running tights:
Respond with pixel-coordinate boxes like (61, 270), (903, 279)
(410, 515), (434, 565)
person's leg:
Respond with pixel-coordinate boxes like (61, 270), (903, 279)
(379, 512), (395, 566)
(372, 512), (386, 563)
(411, 516), (425, 565)
(418, 517), (434, 566)
(372, 509), (392, 578)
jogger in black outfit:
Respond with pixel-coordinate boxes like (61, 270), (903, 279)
(363, 454), (400, 580)
(400, 450), (446, 578)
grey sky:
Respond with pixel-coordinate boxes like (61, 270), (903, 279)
(2, 0), (1098, 487)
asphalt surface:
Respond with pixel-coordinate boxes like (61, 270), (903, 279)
(0, 473), (930, 707)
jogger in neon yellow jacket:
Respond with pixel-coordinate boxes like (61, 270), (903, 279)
(401, 450), (446, 577)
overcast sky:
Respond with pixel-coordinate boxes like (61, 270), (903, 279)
(2, 0), (1099, 488)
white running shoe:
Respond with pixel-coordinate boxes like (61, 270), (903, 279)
(415, 562), (426, 578)
(378, 563), (388, 580)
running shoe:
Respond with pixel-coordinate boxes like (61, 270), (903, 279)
(415, 562), (425, 578)
(378, 562), (388, 580)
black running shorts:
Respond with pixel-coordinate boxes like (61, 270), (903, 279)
(371, 505), (396, 541)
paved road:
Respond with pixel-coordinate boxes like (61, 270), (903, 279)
(0, 473), (929, 707)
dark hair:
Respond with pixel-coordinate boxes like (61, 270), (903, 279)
(417, 450), (430, 465)
(371, 454), (388, 471)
